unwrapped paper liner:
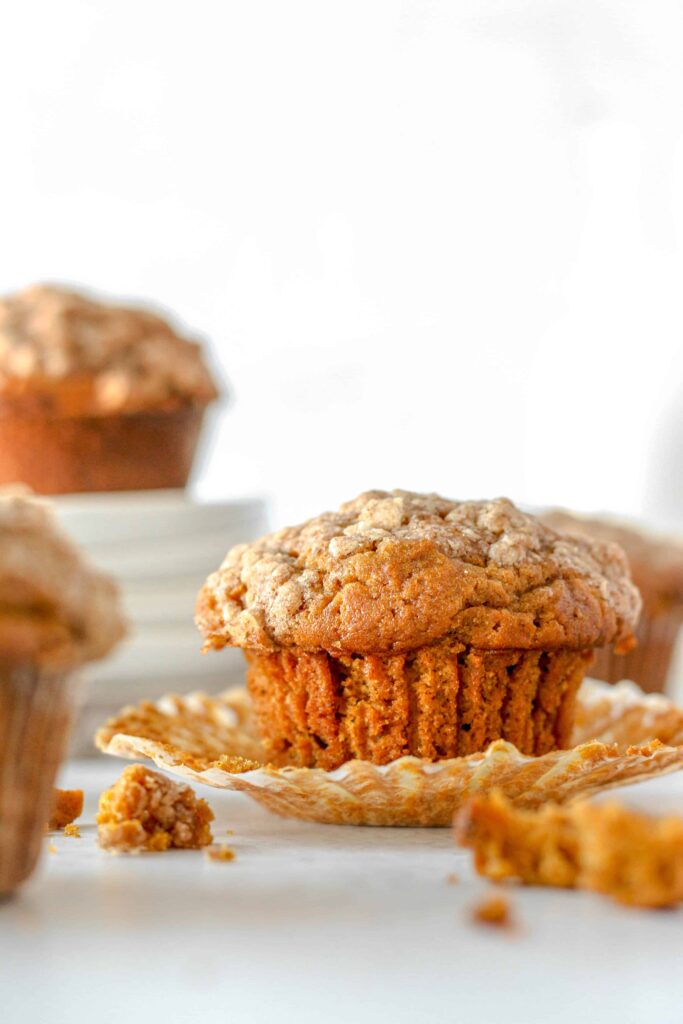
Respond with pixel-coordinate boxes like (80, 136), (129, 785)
(95, 679), (683, 827)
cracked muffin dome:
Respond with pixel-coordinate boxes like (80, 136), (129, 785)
(197, 490), (641, 657)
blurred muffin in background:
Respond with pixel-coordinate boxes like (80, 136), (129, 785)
(0, 284), (220, 494)
(542, 510), (683, 693)
(197, 490), (640, 770)
(0, 490), (124, 894)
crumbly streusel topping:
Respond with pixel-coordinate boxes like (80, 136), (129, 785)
(0, 490), (125, 666)
(196, 491), (641, 655)
(97, 764), (214, 853)
(0, 285), (219, 415)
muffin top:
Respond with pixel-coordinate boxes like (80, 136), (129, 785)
(197, 490), (641, 656)
(0, 285), (219, 417)
(0, 491), (125, 668)
(542, 510), (683, 615)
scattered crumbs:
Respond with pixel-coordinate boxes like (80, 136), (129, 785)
(47, 843), (58, 855)
(205, 844), (236, 863)
(225, 829), (235, 836)
(471, 893), (513, 929)
(445, 872), (460, 885)
(64, 823), (81, 838)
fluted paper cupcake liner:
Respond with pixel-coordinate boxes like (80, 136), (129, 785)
(0, 667), (77, 894)
(95, 679), (683, 828)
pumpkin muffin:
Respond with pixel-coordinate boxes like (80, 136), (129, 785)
(0, 284), (219, 494)
(196, 491), (640, 770)
(0, 491), (124, 894)
(542, 511), (683, 693)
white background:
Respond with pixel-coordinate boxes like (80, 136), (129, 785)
(1, 0), (682, 528)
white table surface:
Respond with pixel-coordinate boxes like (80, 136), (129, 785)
(2, 757), (683, 1024)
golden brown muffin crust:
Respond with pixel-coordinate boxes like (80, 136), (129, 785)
(197, 491), (641, 656)
(0, 284), (219, 417)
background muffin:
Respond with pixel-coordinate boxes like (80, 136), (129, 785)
(0, 491), (124, 894)
(196, 490), (640, 770)
(542, 510), (683, 693)
(0, 284), (220, 494)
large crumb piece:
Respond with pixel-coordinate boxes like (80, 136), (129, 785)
(63, 823), (81, 838)
(455, 790), (683, 908)
(97, 764), (214, 854)
(471, 893), (513, 928)
(48, 789), (84, 830)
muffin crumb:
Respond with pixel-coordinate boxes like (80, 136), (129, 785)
(47, 843), (57, 855)
(471, 893), (513, 928)
(205, 844), (236, 862)
(63, 823), (80, 838)
(48, 788), (84, 830)
(456, 790), (683, 908)
(445, 872), (460, 885)
(97, 764), (214, 854)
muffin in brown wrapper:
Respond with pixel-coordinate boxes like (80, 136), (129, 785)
(197, 491), (640, 770)
(0, 285), (219, 494)
(542, 510), (683, 693)
(0, 492), (124, 894)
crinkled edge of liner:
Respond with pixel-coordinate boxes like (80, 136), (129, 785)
(97, 678), (683, 789)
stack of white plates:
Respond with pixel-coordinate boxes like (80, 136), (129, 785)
(53, 490), (269, 754)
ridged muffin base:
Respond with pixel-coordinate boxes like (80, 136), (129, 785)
(245, 642), (594, 770)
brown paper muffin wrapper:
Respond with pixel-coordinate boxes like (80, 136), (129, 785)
(95, 679), (683, 827)
(0, 667), (77, 895)
(590, 612), (682, 693)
